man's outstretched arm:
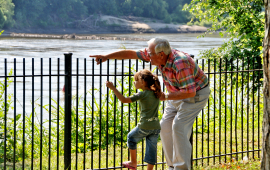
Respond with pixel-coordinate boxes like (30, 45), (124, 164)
(89, 50), (139, 65)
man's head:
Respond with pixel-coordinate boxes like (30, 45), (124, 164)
(147, 38), (171, 66)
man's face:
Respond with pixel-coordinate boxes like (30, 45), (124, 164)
(147, 44), (163, 66)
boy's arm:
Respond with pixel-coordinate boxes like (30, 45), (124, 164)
(106, 81), (132, 103)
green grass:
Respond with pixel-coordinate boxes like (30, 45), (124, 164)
(193, 158), (261, 170)
(7, 140), (259, 170)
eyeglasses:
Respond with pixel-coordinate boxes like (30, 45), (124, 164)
(147, 50), (162, 57)
(147, 52), (156, 57)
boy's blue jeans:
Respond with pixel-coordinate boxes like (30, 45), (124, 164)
(127, 126), (160, 165)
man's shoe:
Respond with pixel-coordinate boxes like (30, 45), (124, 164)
(168, 166), (174, 170)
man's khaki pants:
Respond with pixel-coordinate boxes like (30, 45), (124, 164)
(160, 86), (210, 170)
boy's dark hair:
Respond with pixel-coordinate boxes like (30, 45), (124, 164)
(134, 69), (161, 98)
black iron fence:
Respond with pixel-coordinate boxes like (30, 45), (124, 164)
(0, 54), (263, 169)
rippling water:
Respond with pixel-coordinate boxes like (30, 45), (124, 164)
(0, 33), (226, 59)
(0, 33), (227, 120)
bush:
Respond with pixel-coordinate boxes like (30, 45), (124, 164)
(164, 15), (172, 23)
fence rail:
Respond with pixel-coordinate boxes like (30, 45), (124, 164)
(0, 54), (263, 170)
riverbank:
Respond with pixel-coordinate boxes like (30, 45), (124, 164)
(1, 15), (208, 40)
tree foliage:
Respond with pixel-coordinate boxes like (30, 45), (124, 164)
(0, 0), (14, 29)
(187, 0), (264, 90)
(187, 0), (264, 60)
(12, 0), (88, 28)
(0, 0), (193, 29)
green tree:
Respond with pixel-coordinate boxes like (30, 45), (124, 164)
(187, 0), (264, 60)
(121, 0), (170, 21)
(187, 0), (264, 90)
(164, 0), (192, 23)
(170, 4), (191, 23)
(12, 0), (47, 27)
(13, 0), (88, 28)
(165, 0), (191, 12)
(0, 0), (14, 29)
(83, 0), (118, 16)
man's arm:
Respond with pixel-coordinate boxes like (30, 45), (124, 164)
(159, 91), (196, 101)
(89, 50), (139, 65)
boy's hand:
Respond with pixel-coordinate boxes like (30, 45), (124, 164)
(106, 81), (114, 89)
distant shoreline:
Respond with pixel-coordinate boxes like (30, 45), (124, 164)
(1, 15), (208, 40)
(3, 31), (147, 41)
(1, 27), (207, 41)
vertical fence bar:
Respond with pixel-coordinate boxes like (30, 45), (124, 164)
(64, 53), (72, 170)
(106, 60), (109, 169)
(128, 59), (131, 162)
(252, 57), (255, 159)
(49, 58), (52, 169)
(247, 57), (250, 158)
(13, 59), (17, 170)
(195, 59), (198, 166)
(76, 58), (79, 170)
(84, 58), (87, 170)
(57, 58), (60, 170)
(225, 58), (227, 162)
(91, 59), (94, 170)
(114, 59), (117, 168)
(40, 58), (43, 169)
(121, 60), (124, 169)
(241, 58), (244, 159)
(135, 60), (139, 168)
(201, 59), (204, 165)
(4, 58), (7, 170)
(235, 58), (239, 160)
(99, 60), (102, 169)
(258, 57), (261, 158)
(142, 62), (145, 170)
(230, 59), (233, 160)
(219, 58), (221, 163)
(207, 59), (210, 165)
(213, 59), (216, 163)
(23, 58), (25, 169)
(136, 59), (138, 127)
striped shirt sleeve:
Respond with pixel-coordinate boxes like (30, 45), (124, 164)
(136, 48), (150, 62)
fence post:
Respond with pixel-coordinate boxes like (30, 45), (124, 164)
(64, 53), (72, 170)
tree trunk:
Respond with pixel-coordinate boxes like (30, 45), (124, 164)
(261, 0), (270, 169)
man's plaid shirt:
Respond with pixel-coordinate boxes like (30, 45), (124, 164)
(136, 48), (208, 93)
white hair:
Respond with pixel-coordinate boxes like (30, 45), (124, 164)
(147, 38), (171, 55)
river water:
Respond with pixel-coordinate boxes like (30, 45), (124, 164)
(0, 33), (227, 120)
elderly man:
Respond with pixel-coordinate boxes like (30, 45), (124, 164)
(90, 38), (210, 170)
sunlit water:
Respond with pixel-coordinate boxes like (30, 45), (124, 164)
(0, 33), (227, 121)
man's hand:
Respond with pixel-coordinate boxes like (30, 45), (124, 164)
(89, 55), (107, 65)
(159, 92), (166, 101)
(159, 91), (196, 101)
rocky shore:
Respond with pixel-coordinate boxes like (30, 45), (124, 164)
(2, 15), (208, 40)
(7, 32), (147, 41)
